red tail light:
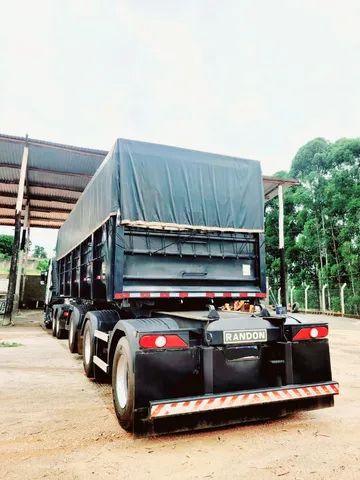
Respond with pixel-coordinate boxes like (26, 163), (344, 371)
(63, 310), (70, 318)
(139, 334), (188, 349)
(293, 326), (328, 341)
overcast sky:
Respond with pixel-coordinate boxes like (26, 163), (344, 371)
(1, 0), (360, 254)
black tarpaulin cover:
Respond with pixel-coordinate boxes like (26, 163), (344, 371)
(56, 139), (264, 259)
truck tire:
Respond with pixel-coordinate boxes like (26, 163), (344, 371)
(82, 320), (108, 382)
(44, 307), (52, 329)
(68, 305), (92, 354)
(112, 337), (135, 432)
(56, 314), (67, 339)
(83, 321), (95, 377)
(51, 309), (57, 337)
(68, 312), (78, 353)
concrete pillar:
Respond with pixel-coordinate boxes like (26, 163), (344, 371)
(20, 203), (31, 304)
(290, 285), (295, 307)
(304, 285), (310, 313)
(321, 284), (328, 312)
(13, 202), (30, 313)
(278, 185), (286, 307)
(3, 138), (29, 326)
(340, 283), (347, 317)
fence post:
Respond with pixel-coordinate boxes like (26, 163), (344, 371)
(340, 283), (347, 317)
(277, 288), (281, 305)
(321, 284), (328, 312)
(265, 283), (272, 306)
(305, 285), (310, 313)
(290, 286), (295, 307)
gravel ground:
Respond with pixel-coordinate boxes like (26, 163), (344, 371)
(0, 311), (359, 480)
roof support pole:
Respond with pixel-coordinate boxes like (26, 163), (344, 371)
(20, 202), (31, 305)
(13, 202), (30, 313)
(278, 185), (287, 308)
(3, 138), (29, 326)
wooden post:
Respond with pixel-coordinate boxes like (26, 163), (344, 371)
(3, 138), (29, 326)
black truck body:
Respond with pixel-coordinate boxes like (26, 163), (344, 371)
(45, 139), (338, 434)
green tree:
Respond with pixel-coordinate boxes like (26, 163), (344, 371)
(36, 258), (49, 272)
(0, 235), (14, 258)
(265, 137), (360, 315)
(33, 245), (47, 259)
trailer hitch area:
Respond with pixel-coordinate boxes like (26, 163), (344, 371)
(264, 315), (288, 341)
(203, 305), (220, 345)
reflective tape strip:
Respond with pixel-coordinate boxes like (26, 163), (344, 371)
(93, 355), (108, 373)
(150, 383), (339, 418)
(114, 292), (267, 299)
(94, 330), (109, 342)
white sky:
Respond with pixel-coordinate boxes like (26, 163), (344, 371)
(1, 0), (360, 255)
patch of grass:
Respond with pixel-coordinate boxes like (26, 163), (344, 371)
(0, 341), (22, 348)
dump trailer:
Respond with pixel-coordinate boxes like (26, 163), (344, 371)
(45, 139), (338, 434)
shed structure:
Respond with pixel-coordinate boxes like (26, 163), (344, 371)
(0, 132), (298, 322)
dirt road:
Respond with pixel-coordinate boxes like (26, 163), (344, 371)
(0, 311), (359, 480)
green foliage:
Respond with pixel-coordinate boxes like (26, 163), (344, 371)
(33, 245), (47, 259)
(36, 258), (49, 272)
(0, 341), (22, 348)
(0, 234), (14, 258)
(266, 137), (360, 314)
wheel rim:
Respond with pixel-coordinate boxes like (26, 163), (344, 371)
(116, 354), (128, 409)
(84, 328), (91, 365)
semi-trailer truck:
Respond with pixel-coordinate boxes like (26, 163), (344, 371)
(44, 139), (338, 434)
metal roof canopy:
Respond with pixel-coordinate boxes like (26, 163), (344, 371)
(0, 133), (298, 229)
(0, 132), (299, 323)
(0, 133), (107, 228)
(262, 175), (299, 201)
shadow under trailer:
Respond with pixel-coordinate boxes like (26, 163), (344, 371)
(44, 139), (338, 434)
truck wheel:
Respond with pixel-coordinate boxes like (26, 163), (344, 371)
(68, 313), (78, 353)
(44, 308), (52, 329)
(82, 321), (108, 382)
(83, 321), (95, 377)
(51, 310), (57, 337)
(56, 314), (67, 339)
(112, 337), (135, 432)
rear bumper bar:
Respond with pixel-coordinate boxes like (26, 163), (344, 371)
(149, 381), (339, 419)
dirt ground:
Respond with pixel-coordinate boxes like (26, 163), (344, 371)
(0, 311), (359, 480)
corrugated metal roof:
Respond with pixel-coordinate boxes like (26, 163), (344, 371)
(0, 133), (298, 229)
(262, 175), (299, 201)
(0, 133), (107, 227)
